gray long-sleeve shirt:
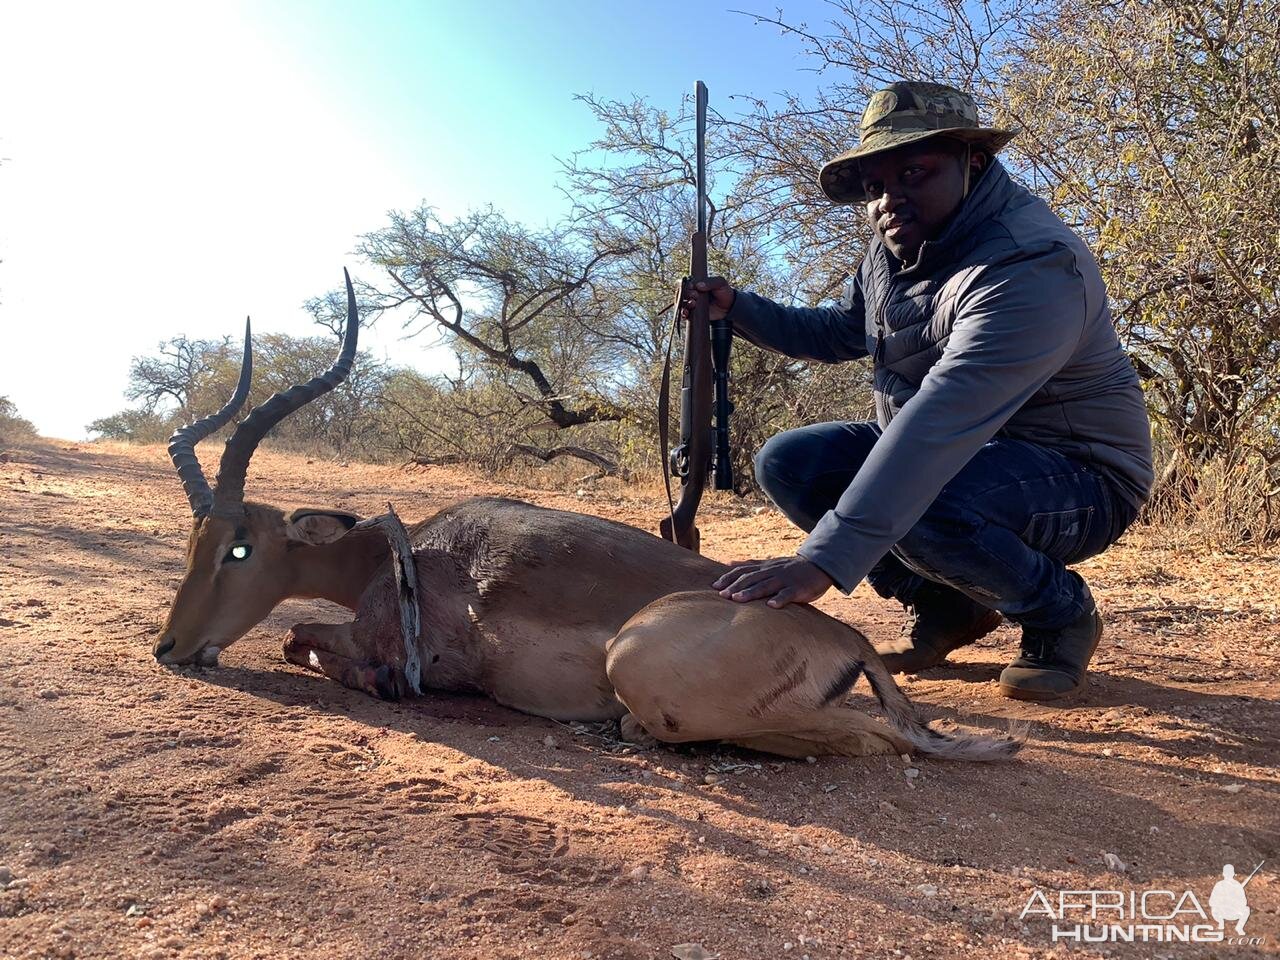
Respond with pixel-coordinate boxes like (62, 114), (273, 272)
(728, 162), (1153, 592)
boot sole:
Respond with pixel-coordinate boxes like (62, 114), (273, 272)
(998, 680), (1082, 702)
(998, 614), (1104, 702)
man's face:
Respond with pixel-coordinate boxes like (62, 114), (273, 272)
(859, 140), (984, 264)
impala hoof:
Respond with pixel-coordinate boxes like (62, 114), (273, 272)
(370, 665), (408, 701)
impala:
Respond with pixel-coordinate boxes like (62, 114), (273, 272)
(154, 271), (1020, 761)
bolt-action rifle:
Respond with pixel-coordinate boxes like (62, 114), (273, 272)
(659, 80), (733, 553)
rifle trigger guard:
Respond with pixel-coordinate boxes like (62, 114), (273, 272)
(669, 443), (690, 479)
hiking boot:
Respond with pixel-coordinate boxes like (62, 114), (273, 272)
(999, 606), (1104, 701)
(874, 582), (1003, 674)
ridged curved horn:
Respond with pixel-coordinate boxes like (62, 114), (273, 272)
(167, 319), (253, 517)
(210, 269), (359, 519)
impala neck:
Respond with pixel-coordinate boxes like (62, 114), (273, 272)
(289, 530), (392, 609)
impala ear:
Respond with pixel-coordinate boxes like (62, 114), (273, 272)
(285, 509), (361, 546)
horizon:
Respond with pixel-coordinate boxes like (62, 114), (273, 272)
(0, 0), (831, 440)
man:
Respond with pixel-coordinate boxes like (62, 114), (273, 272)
(698, 82), (1152, 701)
(1209, 864), (1252, 936)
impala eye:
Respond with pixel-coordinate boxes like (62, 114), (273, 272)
(225, 544), (252, 563)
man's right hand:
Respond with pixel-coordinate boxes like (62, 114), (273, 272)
(680, 277), (737, 323)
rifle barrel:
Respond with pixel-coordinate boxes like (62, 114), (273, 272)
(660, 80), (721, 550)
(695, 80), (707, 238)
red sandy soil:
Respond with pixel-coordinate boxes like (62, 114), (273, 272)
(1, 439), (1276, 960)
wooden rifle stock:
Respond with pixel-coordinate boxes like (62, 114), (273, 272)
(660, 254), (713, 551)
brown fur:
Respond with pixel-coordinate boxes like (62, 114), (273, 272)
(337, 500), (1023, 759)
(161, 496), (1021, 760)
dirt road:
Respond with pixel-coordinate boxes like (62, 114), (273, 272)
(1, 440), (1276, 959)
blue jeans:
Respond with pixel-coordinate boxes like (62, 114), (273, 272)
(754, 421), (1137, 630)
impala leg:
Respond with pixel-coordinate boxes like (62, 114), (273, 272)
(605, 591), (910, 759)
(726, 708), (906, 758)
(283, 621), (409, 701)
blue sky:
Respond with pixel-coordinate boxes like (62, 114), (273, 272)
(0, 0), (833, 439)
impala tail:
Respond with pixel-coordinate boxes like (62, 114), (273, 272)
(862, 656), (1026, 760)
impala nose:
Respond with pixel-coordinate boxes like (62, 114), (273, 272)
(154, 637), (176, 660)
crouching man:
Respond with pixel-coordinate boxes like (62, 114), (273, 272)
(702, 82), (1153, 701)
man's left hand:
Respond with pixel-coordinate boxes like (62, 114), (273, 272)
(713, 556), (834, 608)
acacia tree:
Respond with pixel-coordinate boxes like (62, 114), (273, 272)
(125, 335), (225, 414)
(89, 333), (392, 457)
(88, 335), (242, 443)
(350, 206), (638, 475)
(712, 0), (1279, 514)
(0, 396), (37, 443)
(563, 92), (873, 491)
(713, 0), (1053, 291)
(1002, 0), (1280, 496)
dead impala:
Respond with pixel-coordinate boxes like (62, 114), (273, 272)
(154, 270), (1020, 761)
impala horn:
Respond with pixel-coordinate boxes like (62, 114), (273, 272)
(209, 268), (359, 520)
(168, 319), (253, 517)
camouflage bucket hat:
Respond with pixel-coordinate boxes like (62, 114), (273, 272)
(818, 81), (1018, 204)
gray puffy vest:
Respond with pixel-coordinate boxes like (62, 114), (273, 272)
(860, 161), (1153, 506)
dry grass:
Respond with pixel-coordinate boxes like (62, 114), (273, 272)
(1141, 454), (1280, 551)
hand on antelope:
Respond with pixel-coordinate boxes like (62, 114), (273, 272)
(713, 555), (835, 607)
